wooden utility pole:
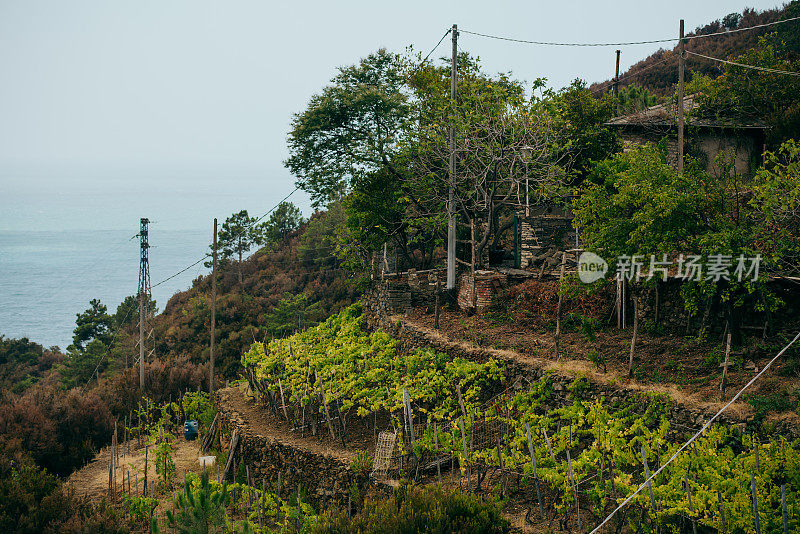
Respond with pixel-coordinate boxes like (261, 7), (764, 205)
(447, 23), (458, 290)
(677, 19), (685, 174)
(614, 49), (621, 97)
(210, 218), (217, 395)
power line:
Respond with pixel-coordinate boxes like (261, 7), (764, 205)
(80, 292), (139, 392)
(686, 50), (800, 76)
(422, 28), (452, 64)
(151, 187), (299, 289)
(589, 55), (675, 95)
(460, 28), (677, 47)
(460, 15), (800, 48)
(589, 331), (800, 533)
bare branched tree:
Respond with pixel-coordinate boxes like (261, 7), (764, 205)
(413, 97), (567, 265)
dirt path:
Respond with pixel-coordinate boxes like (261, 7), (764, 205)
(218, 383), (359, 463)
(396, 313), (764, 422)
(67, 435), (210, 501)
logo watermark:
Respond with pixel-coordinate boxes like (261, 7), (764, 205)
(578, 251), (608, 284)
(577, 253), (762, 284)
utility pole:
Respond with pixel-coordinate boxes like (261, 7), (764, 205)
(614, 50), (621, 97)
(447, 23), (458, 290)
(210, 218), (217, 395)
(137, 218), (151, 390)
(677, 19), (685, 174)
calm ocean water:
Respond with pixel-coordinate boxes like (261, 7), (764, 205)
(0, 228), (210, 349)
(0, 169), (307, 349)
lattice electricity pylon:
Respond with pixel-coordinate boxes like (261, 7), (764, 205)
(136, 218), (153, 387)
(372, 431), (397, 481)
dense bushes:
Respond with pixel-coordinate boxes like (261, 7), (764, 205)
(0, 457), (133, 534)
(312, 484), (509, 534)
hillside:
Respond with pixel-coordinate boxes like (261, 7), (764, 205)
(588, 4), (795, 97)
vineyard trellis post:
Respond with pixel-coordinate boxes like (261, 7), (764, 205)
(566, 449), (580, 529)
(525, 423), (544, 518)
(434, 422), (441, 483)
(459, 417), (470, 487)
(782, 484), (788, 534)
(641, 444), (659, 532)
(685, 476), (697, 534)
(750, 473), (761, 534)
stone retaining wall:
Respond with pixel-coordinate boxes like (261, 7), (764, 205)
(362, 307), (799, 440)
(217, 400), (365, 509)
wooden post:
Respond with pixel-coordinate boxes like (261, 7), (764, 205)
(210, 219), (217, 394)
(143, 445), (148, 496)
(434, 422), (441, 483)
(297, 483), (302, 531)
(402, 388), (415, 443)
(525, 423), (544, 518)
(259, 480), (265, 530)
(315, 370), (336, 440)
(628, 296), (639, 378)
(434, 278), (441, 330)
(278, 378), (289, 421)
(446, 24), (457, 290)
(567, 450), (580, 529)
(555, 252), (567, 359)
(677, 19), (685, 175)
(685, 476), (697, 534)
(542, 428), (555, 461)
(459, 417), (470, 487)
(108, 459), (113, 501)
(222, 429), (239, 482)
(614, 49), (621, 97)
(782, 484), (788, 534)
(720, 325), (732, 399)
(751, 474), (761, 534)
(471, 220), (477, 311)
(246, 465), (252, 510)
(642, 445), (658, 526)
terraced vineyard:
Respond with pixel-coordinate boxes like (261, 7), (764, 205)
(242, 304), (800, 532)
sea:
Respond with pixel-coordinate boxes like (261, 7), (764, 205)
(0, 171), (304, 350)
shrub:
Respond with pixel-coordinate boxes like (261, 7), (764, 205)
(167, 470), (228, 534)
(312, 484), (509, 534)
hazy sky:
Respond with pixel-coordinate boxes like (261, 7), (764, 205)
(0, 0), (785, 232)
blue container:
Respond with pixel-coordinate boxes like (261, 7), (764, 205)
(184, 420), (199, 441)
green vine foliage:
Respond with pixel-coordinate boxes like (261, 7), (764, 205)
(242, 303), (504, 432)
(150, 425), (176, 490)
(243, 302), (800, 531)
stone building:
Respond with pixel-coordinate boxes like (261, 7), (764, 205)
(605, 95), (767, 176)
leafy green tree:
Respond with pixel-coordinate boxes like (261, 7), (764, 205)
(69, 299), (112, 352)
(263, 293), (321, 337)
(693, 32), (800, 146)
(722, 12), (742, 30)
(546, 79), (620, 184)
(616, 84), (658, 115)
(62, 299), (115, 387)
(263, 201), (303, 246)
(573, 143), (794, 337)
(113, 294), (156, 329)
(214, 210), (266, 283)
(285, 48), (411, 208)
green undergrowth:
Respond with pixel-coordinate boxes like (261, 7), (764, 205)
(241, 302), (800, 532)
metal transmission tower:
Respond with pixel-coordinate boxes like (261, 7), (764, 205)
(136, 218), (152, 389)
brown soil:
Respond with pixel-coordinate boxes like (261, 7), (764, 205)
(66, 434), (209, 501)
(218, 383), (366, 462)
(403, 307), (800, 422)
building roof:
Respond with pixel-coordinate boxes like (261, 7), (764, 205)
(605, 95), (767, 130)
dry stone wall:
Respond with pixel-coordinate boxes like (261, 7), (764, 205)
(217, 400), (367, 509)
(362, 306), (799, 440)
